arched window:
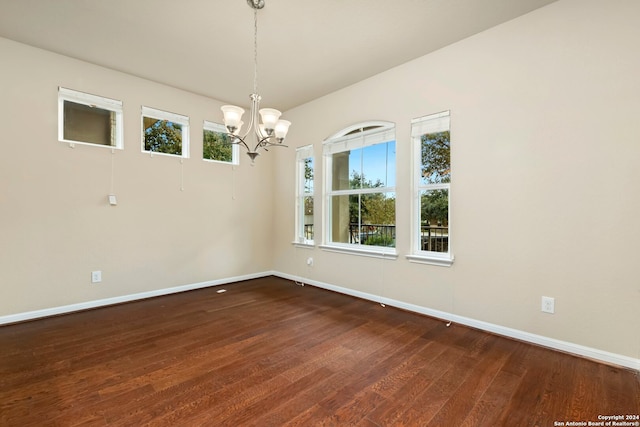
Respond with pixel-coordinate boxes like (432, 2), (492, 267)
(322, 121), (396, 254)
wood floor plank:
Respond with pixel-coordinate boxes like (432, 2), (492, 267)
(459, 370), (524, 427)
(392, 354), (479, 425)
(363, 345), (466, 425)
(248, 368), (353, 427)
(426, 338), (513, 426)
(0, 276), (637, 426)
(214, 366), (334, 427)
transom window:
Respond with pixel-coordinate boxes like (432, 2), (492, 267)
(409, 111), (453, 266)
(141, 106), (189, 158)
(203, 121), (238, 164)
(323, 122), (396, 254)
(58, 87), (123, 149)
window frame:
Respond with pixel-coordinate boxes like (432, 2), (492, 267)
(407, 110), (454, 267)
(294, 145), (315, 246)
(58, 87), (124, 149)
(203, 120), (239, 165)
(321, 121), (397, 258)
(141, 106), (190, 158)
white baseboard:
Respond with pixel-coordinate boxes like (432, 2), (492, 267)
(0, 271), (271, 326)
(274, 271), (640, 372)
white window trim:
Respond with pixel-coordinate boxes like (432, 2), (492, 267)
(408, 110), (453, 267)
(294, 145), (315, 246)
(293, 242), (315, 249)
(323, 121), (397, 256)
(406, 253), (454, 267)
(141, 106), (190, 158)
(203, 120), (239, 165)
(319, 243), (398, 259)
(58, 87), (123, 149)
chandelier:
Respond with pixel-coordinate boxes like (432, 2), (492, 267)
(220, 0), (291, 163)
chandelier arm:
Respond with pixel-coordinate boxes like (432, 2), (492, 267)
(263, 142), (288, 148)
(229, 135), (252, 152)
(261, 139), (287, 148)
(252, 136), (288, 151)
(250, 136), (268, 152)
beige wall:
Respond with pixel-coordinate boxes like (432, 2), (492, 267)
(272, 0), (640, 360)
(0, 37), (275, 313)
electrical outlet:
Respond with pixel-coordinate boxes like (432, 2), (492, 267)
(541, 296), (555, 314)
(306, 257), (313, 266)
(91, 271), (102, 283)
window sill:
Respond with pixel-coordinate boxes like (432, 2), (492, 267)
(406, 253), (454, 267)
(144, 150), (189, 159)
(291, 241), (315, 249)
(319, 244), (398, 259)
(61, 140), (123, 150)
(203, 158), (239, 166)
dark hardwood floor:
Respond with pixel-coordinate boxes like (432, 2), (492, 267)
(1, 276), (638, 426)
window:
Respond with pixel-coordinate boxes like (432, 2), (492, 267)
(141, 106), (189, 158)
(203, 121), (238, 164)
(323, 122), (396, 255)
(408, 111), (453, 266)
(58, 87), (123, 149)
(295, 145), (314, 245)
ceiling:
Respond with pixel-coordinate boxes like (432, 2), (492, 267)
(0, 0), (557, 111)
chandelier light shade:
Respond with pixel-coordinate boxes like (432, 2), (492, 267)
(221, 0), (291, 163)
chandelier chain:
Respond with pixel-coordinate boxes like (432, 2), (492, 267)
(253, 7), (259, 95)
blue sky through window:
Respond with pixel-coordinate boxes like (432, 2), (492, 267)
(348, 141), (396, 188)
